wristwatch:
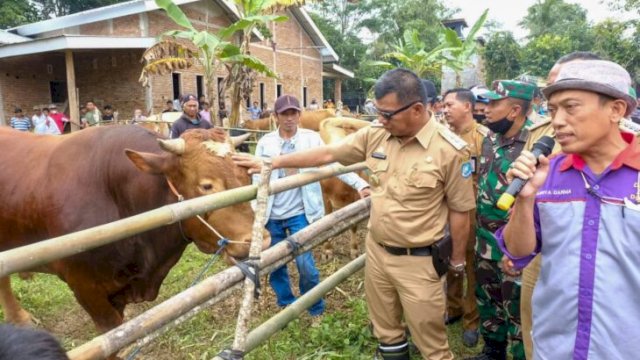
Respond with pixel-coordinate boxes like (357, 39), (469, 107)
(448, 262), (466, 272)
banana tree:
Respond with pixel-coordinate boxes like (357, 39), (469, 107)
(222, 0), (310, 127)
(368, 28), (456, 79)
(440, 9), (489, 86)
(370, 9), (488, 87)
(139, 0), (278, 125)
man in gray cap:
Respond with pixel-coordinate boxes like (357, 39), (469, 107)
(498, 60), (639, 359)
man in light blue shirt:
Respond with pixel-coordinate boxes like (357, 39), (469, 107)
(255, 94), (370, 317)
(248, 101), (262, 120)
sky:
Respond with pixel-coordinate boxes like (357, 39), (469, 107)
(446, 0), (635, 41)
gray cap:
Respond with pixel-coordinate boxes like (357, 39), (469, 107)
(543, 60), (637, 116)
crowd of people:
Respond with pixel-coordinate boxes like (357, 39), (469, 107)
(233, 51), (640, 360)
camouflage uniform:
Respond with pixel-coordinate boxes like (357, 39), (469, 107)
(474, 80), (538, 360)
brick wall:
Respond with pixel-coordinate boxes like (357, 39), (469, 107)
(0, 54), (66, 124)
(0, 1), (326, 124)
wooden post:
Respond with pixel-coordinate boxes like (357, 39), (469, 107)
(65, 50), (80, 131)
(229, 159), (272, 356)
(334, 78), (342, 103)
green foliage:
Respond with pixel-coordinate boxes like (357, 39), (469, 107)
(33, 0), (128, 17)
(519, 0), (593, 49)
(0, 0), (42, 29)
(591, 19), (640, 82)
(521, 34), (573, 77)
(483, 31), (522, 84)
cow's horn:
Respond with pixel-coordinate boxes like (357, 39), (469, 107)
(158, 138), (186, 155)
(231, 133), (251, 147)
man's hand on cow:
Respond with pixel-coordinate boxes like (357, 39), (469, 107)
(232, 153), (264, 175)
(358, 187), (372, 198)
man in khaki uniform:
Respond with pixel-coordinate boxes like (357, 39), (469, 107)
(442, 88), (488, 347)
(234, 69), (475, 359)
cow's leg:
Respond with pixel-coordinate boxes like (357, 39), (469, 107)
(0, 276), (34, 325)
(349, 225), (360, 259)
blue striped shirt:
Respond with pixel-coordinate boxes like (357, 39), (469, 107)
(10, 117), (32, 132)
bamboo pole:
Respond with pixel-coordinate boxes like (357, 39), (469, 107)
(230, 159), (272, 354)
(0, 163), (367, 278)
(242, 254), (366, 353)
(67, 199), (370, 360)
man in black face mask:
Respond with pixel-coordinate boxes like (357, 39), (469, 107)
(468, 79), (553, 360)
(470, 85), (489, 124)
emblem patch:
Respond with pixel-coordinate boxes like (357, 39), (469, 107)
(461, 161), (473, 178)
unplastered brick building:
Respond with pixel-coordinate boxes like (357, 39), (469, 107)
(0, 0), (351, 126)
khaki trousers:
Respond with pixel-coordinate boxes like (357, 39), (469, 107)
(365, 235), (453, 360)
(521, 254), (541, 360)
(446, 216), (479, 330)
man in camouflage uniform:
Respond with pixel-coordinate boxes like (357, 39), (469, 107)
(442, 88), (488, 347)
(468, 80), (538, 360)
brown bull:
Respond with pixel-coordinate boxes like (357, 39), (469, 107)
(318, 117), (371, 260)
(0, 126), (269, 345)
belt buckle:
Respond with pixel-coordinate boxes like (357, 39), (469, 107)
(406, 248), (411, 256)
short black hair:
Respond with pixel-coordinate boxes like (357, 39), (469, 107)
(14, 108), (22, 113)
(508, 98), (531, 116)
(0, 324), (69, 360)
(104, 105), (112, 110)
(374, 68), (427, 105)
(443, 88), (476, 108)
(557, 51), (602, 65)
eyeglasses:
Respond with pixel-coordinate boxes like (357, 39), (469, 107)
(374, 100), (421, 121)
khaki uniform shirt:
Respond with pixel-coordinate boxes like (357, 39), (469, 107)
(454, 121), (488, 189)
(327, 115), (476, 248)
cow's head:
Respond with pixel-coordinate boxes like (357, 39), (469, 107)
(125, 128), (270, 260)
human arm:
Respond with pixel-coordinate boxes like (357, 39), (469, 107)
(502, 150), (550, 257)
(448, 209), (470, 265)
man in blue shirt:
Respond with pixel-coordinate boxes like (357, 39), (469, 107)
(248, 101), (262, 120)
(255, 94), (370, 317)
(10, 108), (31, 132)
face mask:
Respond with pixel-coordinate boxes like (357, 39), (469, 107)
(473, 113), (486, 123)
(486, 117), (514, 134)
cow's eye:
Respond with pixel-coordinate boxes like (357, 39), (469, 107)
(200, 183), (214, 192)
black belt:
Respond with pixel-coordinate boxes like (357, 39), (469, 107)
(378, 242), (432, 256)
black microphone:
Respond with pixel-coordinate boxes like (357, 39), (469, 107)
(496, 136), (555, 210)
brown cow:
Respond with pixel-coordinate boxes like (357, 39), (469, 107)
(318, 117), (371, 260)
(0, 126), (269, 342)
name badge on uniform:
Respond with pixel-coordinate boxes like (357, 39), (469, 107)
(470, 156), (478, 173)
(372, 152), (387, 160)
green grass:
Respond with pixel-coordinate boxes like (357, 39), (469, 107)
(1, 229), (485, 359)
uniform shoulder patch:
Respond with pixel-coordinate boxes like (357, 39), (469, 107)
(476, 124), (489, 137)
(438, 126), (467, 151)
(527, 117), (552, 131)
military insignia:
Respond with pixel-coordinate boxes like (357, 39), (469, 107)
(461, 161), (473, 178)
(495, 81), (507, 96)
(438, 128), (467, 151)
